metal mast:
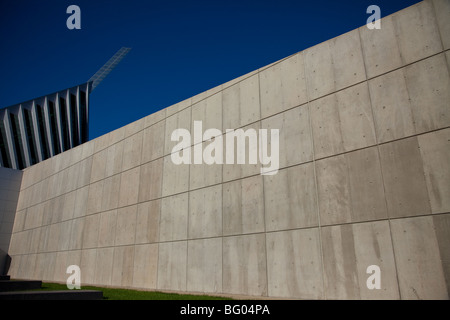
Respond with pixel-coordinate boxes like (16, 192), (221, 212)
(88, 47), (131, 91)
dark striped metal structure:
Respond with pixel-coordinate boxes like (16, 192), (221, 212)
(0, 47), (131, 170)
(0, 83), (90, 170)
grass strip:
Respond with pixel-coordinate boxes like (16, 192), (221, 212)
(36, 282), (232, 300)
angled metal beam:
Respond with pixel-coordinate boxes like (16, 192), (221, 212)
(88, 47), (131, 91)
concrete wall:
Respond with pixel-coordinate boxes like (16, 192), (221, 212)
(0, 167), (22, 274)
(7, 0), (450, 299)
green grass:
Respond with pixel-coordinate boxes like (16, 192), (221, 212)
(37, 282), (232, 300)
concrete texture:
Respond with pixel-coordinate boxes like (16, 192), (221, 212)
(261, 104), (312, 168)
(321, 221), (399, 299)
(222, 234), (267, 296)
(259, 53), (308, 118)
(264, 163), (318, 231)
(266, 228), (323, 299)
(390, 216), (448, 299)
(379, 137), (431, 218)
(368, 68), (416, 143)
(4, 0), (450, 300)
(316, 147), (387, 225)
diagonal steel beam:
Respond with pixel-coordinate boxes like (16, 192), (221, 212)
(88, 47), (131, 91)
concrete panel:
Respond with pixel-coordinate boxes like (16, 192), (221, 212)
(53, 251), (68, 282)
(73, 185), (89, 218)
(335, 82), (376, 152)
(24, 203), (44, 230)
(390, 216), (448, 299)
(160, 193), (188, 242)
(316, 147), (388, 225)
(80, 248), (97, 285)
(124, 117), (145, 138)
(81, 140), (95, 160)
(418, 128), (450, 213)
(58, 220), (72, 251)
(222, 74), (260, 129)
(165, 98), (191, 118)
(29, 228), (41, 254)
(310, 94), (345, 159)
(222, 69), (258, 90)
(346, 147), (387, 222)
(164, 105), (192, 156)
(433, 0), (450, 49)
(62, 190), (76, 222)
(405, 54), (450, 134)
(82, 213), (100, 249)
(108, 126), (125, 146)
(69, 217), (84, 250)
(393, 0), (443, 65)
(379, 137), (431, 218)
(55, 251), (81, 283)
(223, 175), (264, 236)
(359, 15), (403, 78)
(222, 122), (261, 182)
(115, 205), (137, 246)
(133, 243), (158, 289)
(144, 108), (166, 128)
(48, 196), (64, 225)
(105, 140), (124, 178)
(316, 155), (351, 225)
(433, 214), (450, 295)
(86, 180), (104, 215)
(157, 241), (187, 292)
(90, 148), (107, 183)
(321, 221), (399, 300)
(162, 154), (190, 197)
(189, 142), (222, 190)
(136, 200), (160, 244)
(141, 120), (165, 163)
(122, 131), (143, 171)
(111, 245), (135, 287)
(191, 92), (222, 140)
(264, 163), (318, 231)
(261, 105), (312, 169)
(101, 174), (121, 212)
(304, 40), (335, 100)
(47, 223), (60, 252)
(64, 164), (79, 194)
(188, 185), (222, 239)
(93, 132), (110, 153)
(138, 158), (163, 202)
(118, 167), (140, 207)
(98, 209), (117, 248)
(266, 228), (323, 299)
(260, 53), (307, 118)
(187, 238), (222, 293)
(192, 84), (223, 105)
(330, 29), (366, 91)
(76, 156), (92, 188)
(36, 226), (49, 253)
(42, 252), (57, 282)
(368, 68), (415, 143)
(94, 247), (114, 286)
(223, 234), (267, 296)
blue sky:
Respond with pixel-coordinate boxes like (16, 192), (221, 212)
(0, 0), (420, 140)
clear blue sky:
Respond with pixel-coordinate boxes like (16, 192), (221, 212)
(0, 0), (420, 140)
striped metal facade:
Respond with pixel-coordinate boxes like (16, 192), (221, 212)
(0, 83), (90, 170)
